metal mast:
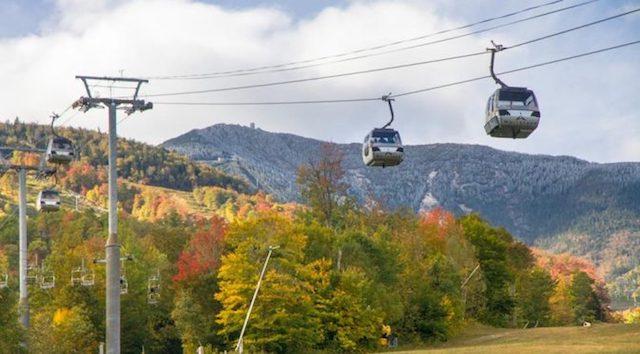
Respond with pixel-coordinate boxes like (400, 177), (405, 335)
(236, 245), (279, 353)
(18, 168), (28, 328)
(0, 146), (54, 338)
(72, 75), (152, 354)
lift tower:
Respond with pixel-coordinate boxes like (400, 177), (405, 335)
(72, 76), (152, 354)
(0, 147), (54, 333)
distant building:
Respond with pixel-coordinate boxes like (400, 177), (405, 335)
(250, 122), (256, 129)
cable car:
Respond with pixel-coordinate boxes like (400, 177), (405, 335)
(484, 41), (540, 139)
(362, 95), (404, 167)
(46, 136), (75, 165)
(36, 189), (61, 212)
(485, 87), (540, 138)
(362, 128), (404, 167)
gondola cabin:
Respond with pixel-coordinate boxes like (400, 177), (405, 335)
(485, 87), (540, 139)
(46, 136), (75, 164)
(36, 189), (61, 212)
(362, 128), (404, 167)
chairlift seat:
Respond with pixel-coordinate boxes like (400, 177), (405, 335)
(40, 275), (55, 289)
(120, 276), (128, 295)
(71, 267), (85, 286)
(362, 128), (404, 167)
(485, 87), (540, 139)
(27, 266), (38, 285)
(148, 292), (160, 305)
(81, 271), (95, 286)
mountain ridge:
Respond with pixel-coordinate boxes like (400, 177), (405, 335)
(162, 123), (640, 303)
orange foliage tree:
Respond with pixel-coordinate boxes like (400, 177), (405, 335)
(173, 216), (227, 283)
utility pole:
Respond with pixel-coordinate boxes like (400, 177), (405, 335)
(72, 76), (152, 354)
(236, 245), (279, 354)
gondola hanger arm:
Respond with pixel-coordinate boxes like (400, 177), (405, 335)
(487, 41), (508, 88)
(381, 93), (395, 129)
(50, 112), (62, 138)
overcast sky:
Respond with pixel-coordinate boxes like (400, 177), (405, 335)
(1, 0), (639, 162)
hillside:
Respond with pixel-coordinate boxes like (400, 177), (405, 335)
(0, 123), (633, 352)
(163, 123), (640, 303)
(0, 120), (250, 193)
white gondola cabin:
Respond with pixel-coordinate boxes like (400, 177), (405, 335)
(36, 189), (61, 212)
(46, 136), (75, 165)
(362, 128), (404, 167)
(485, 87), (540, 139)
(0, 273), (7, 288)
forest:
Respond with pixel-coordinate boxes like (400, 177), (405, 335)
(0, 124), (624, 353)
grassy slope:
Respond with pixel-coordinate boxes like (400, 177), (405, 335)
(388, 323), (640, 354)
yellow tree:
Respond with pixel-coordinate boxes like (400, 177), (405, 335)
(216, 213), (322, 352)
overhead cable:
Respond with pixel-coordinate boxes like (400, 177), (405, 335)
(148, 0), (599, 80)
(143, 8), (639, 98)
(151, 39), (640, 105)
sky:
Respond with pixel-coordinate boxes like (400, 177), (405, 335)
(0, 0), (639, 163)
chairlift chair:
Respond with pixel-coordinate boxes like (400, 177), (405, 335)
(26, 265), (38, 285)
(40, 273), (55, 289)
(147, 274), (160, 305)
(36, 189), (61, 212)
(362, 95), (404, 167)
(120, 276), (128, 295)
(0, 273), (8, 289)
(70, 266), (84, 286)
(484, 42), (540, 139)
(81, 270), (95, 287)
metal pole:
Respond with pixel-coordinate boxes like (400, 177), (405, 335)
(18, 168), (28, 330)
(106, 102), (121, 354)
(236, 246), (278, 353)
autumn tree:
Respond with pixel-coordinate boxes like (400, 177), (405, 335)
(569, 271), (603, 324)
(216, 214), (323, 352)
(31, 306), (98, 354)
(296, 143), (349, 227)
(0, 288), (24, 353)
(515, 267), (556, 327)
(172, 290), (209, 353)
(459, 214), (516, 326)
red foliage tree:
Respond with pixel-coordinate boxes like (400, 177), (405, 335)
(420, 208), (456, 240)
(173, 216), (227, 283)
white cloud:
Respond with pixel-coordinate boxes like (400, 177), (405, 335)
(0, 0), (638, 162)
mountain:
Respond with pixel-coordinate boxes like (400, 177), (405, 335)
(0, 120), (250, 193)
(163, 123), (640, 302)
